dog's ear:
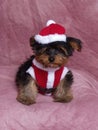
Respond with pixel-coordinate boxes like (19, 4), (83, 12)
(66, 37), (82, 52)
(29, 36), (36, 47)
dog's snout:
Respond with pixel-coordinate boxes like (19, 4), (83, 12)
(49, 57), (55, 62)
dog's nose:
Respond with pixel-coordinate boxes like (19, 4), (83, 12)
(49, 57), (55, 62)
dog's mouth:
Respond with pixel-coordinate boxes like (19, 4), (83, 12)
(44, 62), (62, 68)
(47, 64), (56, 68)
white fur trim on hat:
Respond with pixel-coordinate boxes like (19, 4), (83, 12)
(34, 34), (66, 44)
(46, 20), (56, 26)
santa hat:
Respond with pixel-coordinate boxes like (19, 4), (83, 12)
(34, 20), (66, 44)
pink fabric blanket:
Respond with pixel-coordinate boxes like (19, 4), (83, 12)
(0, 0), (98, 130)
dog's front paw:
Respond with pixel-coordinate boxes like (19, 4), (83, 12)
(63, 94), (73, 103)
(53, 90), (73, 103)
(17, 95), (36, 105)
(54, 95), (73, 103)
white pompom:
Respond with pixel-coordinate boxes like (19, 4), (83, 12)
(46, 20), (56, 26)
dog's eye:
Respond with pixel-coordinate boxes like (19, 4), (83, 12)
(57, 48), (68, 56)
(37, 48), (47, 54)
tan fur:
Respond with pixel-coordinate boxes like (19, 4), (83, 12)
(36, 53), (68, 68)
(17, 78), (38, 105)
(70, 42), (81, 51)
(53, 78), (73, 102)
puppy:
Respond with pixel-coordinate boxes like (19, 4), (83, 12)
(15, 20), (82, 105)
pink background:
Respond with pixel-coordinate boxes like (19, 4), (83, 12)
(0, 0), (98, 130)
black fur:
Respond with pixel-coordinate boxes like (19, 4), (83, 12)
(64, 70), (73, 87)
(15, 56), (34, 87)
(30, 37), (82, 56)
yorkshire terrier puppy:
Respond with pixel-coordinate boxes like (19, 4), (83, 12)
(15, 20), (82, 105)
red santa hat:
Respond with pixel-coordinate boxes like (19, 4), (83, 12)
(34, 20), (66, 44)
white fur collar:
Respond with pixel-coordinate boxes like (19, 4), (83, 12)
(33, 59), (61, 72)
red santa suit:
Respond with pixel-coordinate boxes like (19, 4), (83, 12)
(26, 59), (69, 95)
